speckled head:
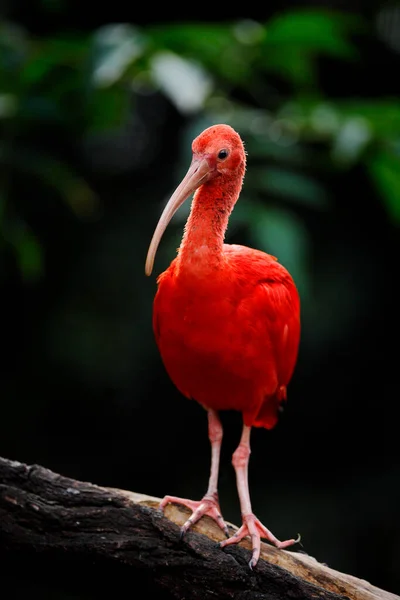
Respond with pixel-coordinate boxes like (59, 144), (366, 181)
(192, 124), (246, 174)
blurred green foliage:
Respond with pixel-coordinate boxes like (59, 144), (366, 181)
(1, 10), (400, 593)
(1, 10), (399, 291)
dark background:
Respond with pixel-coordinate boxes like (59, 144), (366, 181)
(1, 1), (400, 597)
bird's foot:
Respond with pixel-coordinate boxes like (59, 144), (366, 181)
(219, 513), (300, 569)
(159, 493), (229, 538)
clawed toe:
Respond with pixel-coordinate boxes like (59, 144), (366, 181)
(159, 494), (229, 538)
(219, 514), (300, 568)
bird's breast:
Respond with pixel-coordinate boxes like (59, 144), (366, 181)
(157, 274), (239, 357)
(153, 269), (278, 412)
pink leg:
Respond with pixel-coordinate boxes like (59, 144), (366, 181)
(159, 409), (229, 537)
(219, 424), (299, 568)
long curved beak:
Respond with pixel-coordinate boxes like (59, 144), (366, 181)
(145, 157), (211, 276)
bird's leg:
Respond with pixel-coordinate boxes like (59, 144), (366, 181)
(159, 409), (229, 537)
(219, 424), (299, 568)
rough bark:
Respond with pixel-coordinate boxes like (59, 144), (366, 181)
(0, 457), (398, 600)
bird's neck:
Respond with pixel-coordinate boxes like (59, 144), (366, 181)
(177, 177), (241, 275)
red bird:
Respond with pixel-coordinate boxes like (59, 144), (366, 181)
(145, 124), (300, 568)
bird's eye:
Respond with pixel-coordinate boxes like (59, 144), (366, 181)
(218, 149), (229, 160)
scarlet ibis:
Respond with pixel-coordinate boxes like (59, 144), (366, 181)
(145, 124), (300, 568)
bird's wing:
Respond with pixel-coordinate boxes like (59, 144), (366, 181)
(225, 244), (300, 428)
(152, 257), (178, 346)
(256, 274), (300, 388)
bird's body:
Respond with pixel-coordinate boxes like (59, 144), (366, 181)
(154, 245), (299, 429)
(145, 124), (300, 568)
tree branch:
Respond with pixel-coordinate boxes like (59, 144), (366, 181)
(0, 457), (397, 600)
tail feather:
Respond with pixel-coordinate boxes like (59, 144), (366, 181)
(253, 385), (287, 429)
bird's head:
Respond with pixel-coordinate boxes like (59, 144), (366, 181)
(191, 124), (246, 180)
(145, 124), (246, 276)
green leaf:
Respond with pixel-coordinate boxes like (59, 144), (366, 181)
(250, 203), (311, 299)
(6, 149), (98, 217)
(334, 99), (400, 138)
(0, 94), (17, 119)
(85, 84), (131, 131)
(264, 10), (357, 56)
(288, 98), (400, 141)
(21, 35), (88, 85)
(0, 22), (28, 68)
(368, 147), (400, 223)
(0, 22), (29, 93)
(148, 22), (256, 84)
(150, 51), (212, 114)
(260, 10), (358, 85)
(33, 157), (98, 217)
(10, 225), (43, 282)
(262, 48), (315, 86)
(250, 166), (329, 209)
(90, 24), (146, 87)
(148, 23), (235, 63)
(331, 117), (372, 165)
